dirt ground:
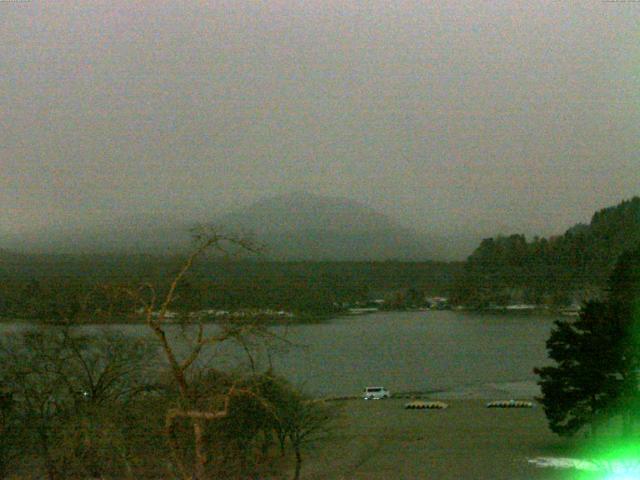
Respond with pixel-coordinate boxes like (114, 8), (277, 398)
(300, 398), (581, 480)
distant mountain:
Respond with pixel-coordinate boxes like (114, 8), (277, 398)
(3, 193), (445, 260)
(216, 192), (436, 260)
(451, 196), (640, 307)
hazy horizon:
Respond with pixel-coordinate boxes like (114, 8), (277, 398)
(2, 1), (639, 251)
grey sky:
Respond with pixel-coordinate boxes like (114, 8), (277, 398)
(2, 1), (639, 242)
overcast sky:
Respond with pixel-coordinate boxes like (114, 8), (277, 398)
(2, 1), (638, 242)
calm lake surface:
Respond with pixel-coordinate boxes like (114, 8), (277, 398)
(266, 310), (557, 396)
(5, 311), (558, 397)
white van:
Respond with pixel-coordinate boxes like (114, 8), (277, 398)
(363, 386), (390, 400)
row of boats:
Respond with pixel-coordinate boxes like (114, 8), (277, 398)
(404, 399), (533, 409)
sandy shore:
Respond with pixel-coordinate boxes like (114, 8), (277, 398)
(327, 381), (543, 402)
(429, 380), (542, 400)
(301, 396), (581, 480)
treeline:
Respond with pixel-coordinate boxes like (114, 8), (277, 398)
(451, 197), (640, 308)
(0, 326), (336, 479)
(0, 257), (462, 321)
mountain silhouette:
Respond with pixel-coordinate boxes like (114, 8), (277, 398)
(216, 192), (435, 260)
(3, 193), (438, 260)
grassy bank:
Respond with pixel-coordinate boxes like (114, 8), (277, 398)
(302, 398), (581, 480)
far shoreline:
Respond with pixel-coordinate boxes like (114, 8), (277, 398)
(0, 304), (573, 326)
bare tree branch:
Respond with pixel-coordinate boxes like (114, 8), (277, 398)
(129, 227), (268, 479)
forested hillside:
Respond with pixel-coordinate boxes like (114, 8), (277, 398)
(0, 255), (461, 321)
(451, 197), (640, 308)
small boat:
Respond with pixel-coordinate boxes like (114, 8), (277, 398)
(404, 400), (448, 409)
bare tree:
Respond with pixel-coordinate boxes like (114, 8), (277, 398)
(245, 375), (339, 480)
(0, 327), (156, 479)
(125, 227), (275, 480)
(284, 397), (338, 480)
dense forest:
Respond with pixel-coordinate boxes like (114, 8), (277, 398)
(0, 254), (462, 322)
(451, 197), (640, 308)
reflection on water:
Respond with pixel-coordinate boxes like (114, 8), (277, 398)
(3, 311), (556, 397)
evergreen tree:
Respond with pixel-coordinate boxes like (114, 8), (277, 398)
(534, 244), (640, 437)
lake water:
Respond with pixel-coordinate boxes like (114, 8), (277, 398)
(3, 311), (558, 397)
(266, 310), (557, 396)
